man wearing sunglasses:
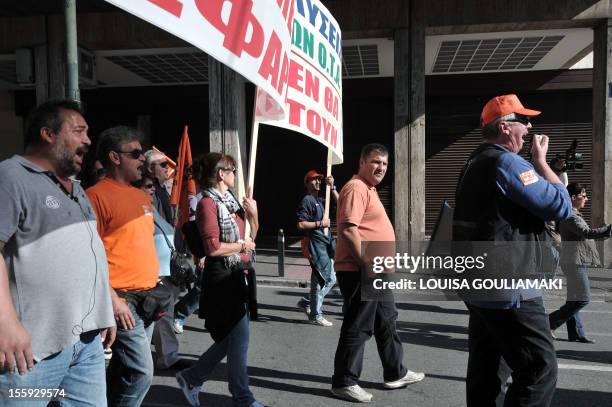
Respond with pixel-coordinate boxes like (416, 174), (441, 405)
(145, 150), (174, 224)
(453, 94), (573, 406)
(87, 126), (160, 406)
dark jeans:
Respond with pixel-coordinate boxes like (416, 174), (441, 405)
(182, 310), (256, 407)
(549, 264), (591, 339)
(466, 298), (557, 407)
(175, 282), (201, 320)
(153, 277), (181, 368)
(331, 271), (406, 388)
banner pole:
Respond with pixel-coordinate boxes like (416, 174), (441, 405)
(245, 91), (260, 239)
(323, 148), (332, 236)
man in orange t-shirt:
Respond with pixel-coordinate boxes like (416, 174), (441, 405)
(87, 126), (159, 407)
(331, 144), (425, 403)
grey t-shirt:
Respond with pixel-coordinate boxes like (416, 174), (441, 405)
(0, 155), (115, 361)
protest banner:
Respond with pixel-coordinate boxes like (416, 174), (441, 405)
(254, 0), (343, 164)
(247, 0), (343, 237)
(105, 0), (295, 118)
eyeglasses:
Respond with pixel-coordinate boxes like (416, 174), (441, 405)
(221, 166), (236, 174)
(156, 161), (169, 169)
(505, 116), (531, 126)
(115, 149), (144, 159)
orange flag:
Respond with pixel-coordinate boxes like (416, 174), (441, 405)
(170, 126), (196, 229)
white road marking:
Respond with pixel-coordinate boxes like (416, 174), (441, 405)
(555, 332), (612, 337)
(581, 310), (612, 314)
(558, 363), (612, 372)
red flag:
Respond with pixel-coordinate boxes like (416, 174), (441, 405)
(170, 126), (196, 229)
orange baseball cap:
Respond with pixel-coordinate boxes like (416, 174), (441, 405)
(481, 94), (541, 127)
(304, 170), (324, 184)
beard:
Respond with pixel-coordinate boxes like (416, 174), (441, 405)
(50, 140), (86, 178)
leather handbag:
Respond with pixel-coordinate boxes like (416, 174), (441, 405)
(154, 219), (198, 288)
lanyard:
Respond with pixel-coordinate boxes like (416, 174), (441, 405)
(43, 171), (78, 203)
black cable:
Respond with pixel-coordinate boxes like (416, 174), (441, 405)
(71, 194), (99, 336)
(41, 173), (99, 337)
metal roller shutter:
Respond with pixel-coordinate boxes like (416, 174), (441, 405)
(425, 123), (593, 235)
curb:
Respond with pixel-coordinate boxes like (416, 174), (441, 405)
(256, 277), (309, 288)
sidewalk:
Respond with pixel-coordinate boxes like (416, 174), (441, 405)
(254, 251), (311, 286)
(253, 250), (612, 301)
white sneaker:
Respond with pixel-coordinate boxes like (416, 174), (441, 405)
(383, 370), (425, 389)
(176, 370), (201, 406)
(174, 318), (184, 334)
(330, 385), (373, 403)
(310, 317), (333, 327)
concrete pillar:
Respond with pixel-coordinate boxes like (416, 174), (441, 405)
(592, 19), (612, 266)
(394, 0), (426, 241)
(208, 56), (248, 198)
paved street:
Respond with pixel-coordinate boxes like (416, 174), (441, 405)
(145, 285), (612, 407)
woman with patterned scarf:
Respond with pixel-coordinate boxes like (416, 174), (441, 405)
(176, 152), (263, 407)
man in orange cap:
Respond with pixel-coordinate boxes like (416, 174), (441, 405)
(296, 170), (339, 326)
(453, 94), (572, 406)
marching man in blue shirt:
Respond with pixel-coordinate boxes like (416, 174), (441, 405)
(296, 170), (339, 327)
(453, 94), (572, 407)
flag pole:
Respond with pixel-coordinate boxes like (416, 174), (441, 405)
(244, 90), (260, 239)
(323, 148), (332, 236)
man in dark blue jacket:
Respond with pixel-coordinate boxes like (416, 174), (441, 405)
(296, 170), (339, 326)
(453, 94), (572, 407)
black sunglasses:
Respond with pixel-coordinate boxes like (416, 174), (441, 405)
(94, 168), (106, 178)
(221, 166), (236, 174)
(115, 149), (144, 159)
(144, 183), (155, 189)
(156, 161), (169, 168)
(505, 116), (531, 126)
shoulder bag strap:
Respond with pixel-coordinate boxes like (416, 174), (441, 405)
(153, 219), (176, 253)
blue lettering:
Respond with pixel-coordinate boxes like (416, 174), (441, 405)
(318, 12), (329, 40)
(305, 0), (320, 26)
(295, 0), (306, 17)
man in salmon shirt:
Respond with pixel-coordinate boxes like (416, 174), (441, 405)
(331, 144), (425, 403)
(87, 126), (160, 407)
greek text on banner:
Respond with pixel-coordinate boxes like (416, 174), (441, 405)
(256, 0), (343, 164)
(105, 0), (295, 119)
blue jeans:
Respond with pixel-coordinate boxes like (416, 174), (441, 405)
(174, 283), (201, 320)
(106, 301), (155, 407)
(308, 265), (336, 320)
(182, 311), (256, 407)
(549, 264), (591, 338)
(0, 330), (106, 407)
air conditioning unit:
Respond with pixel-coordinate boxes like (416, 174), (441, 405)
(78, 47), (96, 86)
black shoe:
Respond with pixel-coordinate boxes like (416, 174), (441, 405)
(160, 358), (196, 371)
(569, 336), (596, 344)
